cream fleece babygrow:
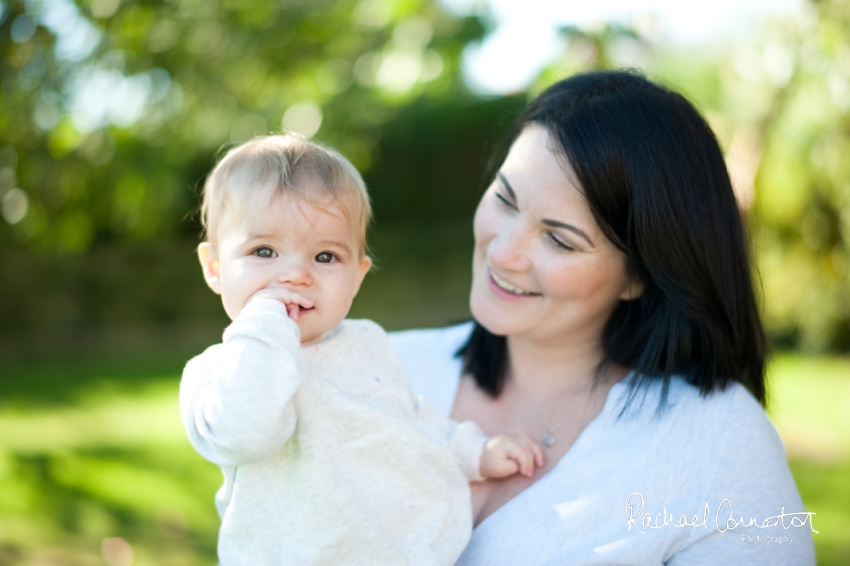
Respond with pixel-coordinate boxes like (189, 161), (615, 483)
(180, 299), (487, 565)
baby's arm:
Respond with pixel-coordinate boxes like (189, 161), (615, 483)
(413, 396), (544, 481)
(180, 299), (308, 467)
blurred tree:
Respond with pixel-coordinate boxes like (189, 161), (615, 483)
(0, 0), (485, 253)
(0, 0), (501, 356)
(752, 0), (850, 351)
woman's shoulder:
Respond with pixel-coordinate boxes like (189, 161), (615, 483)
(388, 321), (474, 414)
(611, 376), (799, 515)
(607, 376), (791, 485)
(660, 377), (795, 481)
(620, 375), (771, 430)
(646, 379), (811, 563)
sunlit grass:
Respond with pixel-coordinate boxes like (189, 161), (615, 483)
(0, 353), (847, 565)
(0, 361), (221, 565)
(767, 355), (850, 461)
(767, 354), (850, 565)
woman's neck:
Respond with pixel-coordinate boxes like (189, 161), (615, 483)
(506, 334), (610, 398)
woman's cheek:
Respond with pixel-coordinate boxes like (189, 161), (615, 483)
(536, 256), (589, 301)
(550, 256), (624, 309)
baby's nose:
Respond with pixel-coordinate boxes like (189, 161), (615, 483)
(276, 258), (313, 285)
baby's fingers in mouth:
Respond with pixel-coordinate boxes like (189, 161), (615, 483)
(287, 304), (300, 320)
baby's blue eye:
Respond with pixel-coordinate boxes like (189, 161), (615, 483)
(315, 252), (335, 263)
(254, 247), (275, 258)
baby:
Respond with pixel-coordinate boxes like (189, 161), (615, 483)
(180, 134), (544, 565)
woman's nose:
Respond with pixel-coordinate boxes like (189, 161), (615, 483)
(487, 224), (532, 272)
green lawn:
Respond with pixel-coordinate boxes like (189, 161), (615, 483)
(0, 358), (221, 565)
(0, 354), (847, 565)
(767, 355), (850, 566)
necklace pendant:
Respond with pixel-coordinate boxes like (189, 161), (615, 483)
(542, 433), (555, 447)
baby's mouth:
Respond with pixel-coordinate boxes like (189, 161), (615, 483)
(287, 304), (314, 321)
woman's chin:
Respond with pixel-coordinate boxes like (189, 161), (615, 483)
(470, 296), (528, 337)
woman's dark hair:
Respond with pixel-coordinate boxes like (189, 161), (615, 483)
(459, 70), (766, 407)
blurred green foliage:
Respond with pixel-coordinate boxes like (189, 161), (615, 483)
(0, 0), (483, 245)
(0, 0), (848, 356)
(0, 354), (847, 565)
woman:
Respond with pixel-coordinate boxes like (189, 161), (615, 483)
(390, 71), (815, 564)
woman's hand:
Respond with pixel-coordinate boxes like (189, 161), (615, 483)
(479, 434), (545, 479)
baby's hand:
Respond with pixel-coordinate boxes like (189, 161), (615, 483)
(246, 288), (314, 321)
(479, 434), (545, 479)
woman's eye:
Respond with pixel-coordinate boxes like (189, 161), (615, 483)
(495, 192), (516, 209)
(254, 246), (275, 258)
(548, 233), (575, 251)
(315, 252), (336, 264)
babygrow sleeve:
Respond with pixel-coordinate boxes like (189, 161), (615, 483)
(414, 395), (489, 482)
(179, 299), (308, 467)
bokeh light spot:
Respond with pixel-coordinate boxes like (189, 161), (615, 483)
(317, 59), (354, 95)
(10, 15), (37, 43)
(91, 0), (120, 19)
(1, 188), (29, 225)
(101, 537), (133, 566)
(147, 21), (180, 53)
(283, 102), (323, 138)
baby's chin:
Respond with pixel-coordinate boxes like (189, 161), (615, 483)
(297, 313), (343, 344)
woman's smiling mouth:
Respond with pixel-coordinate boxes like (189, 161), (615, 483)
(489, 270), (541, 297)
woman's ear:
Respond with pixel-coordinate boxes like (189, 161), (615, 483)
(198, 243), (223, 295)
(619, 277), (644, 301)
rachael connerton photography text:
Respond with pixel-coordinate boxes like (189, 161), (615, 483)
(625, 492), (818, 536)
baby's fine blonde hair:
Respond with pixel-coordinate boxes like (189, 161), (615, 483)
(200, 133), (371, 253)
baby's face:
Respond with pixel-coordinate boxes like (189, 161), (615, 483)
(201, 192), (371, 343)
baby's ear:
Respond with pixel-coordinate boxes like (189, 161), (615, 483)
(354, 255), (372, 292)
(197, 243), (223, 295)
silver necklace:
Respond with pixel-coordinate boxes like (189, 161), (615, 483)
(514, 382), (589, 447)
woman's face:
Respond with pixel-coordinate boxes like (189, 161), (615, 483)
(470, 125), (640, 347)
